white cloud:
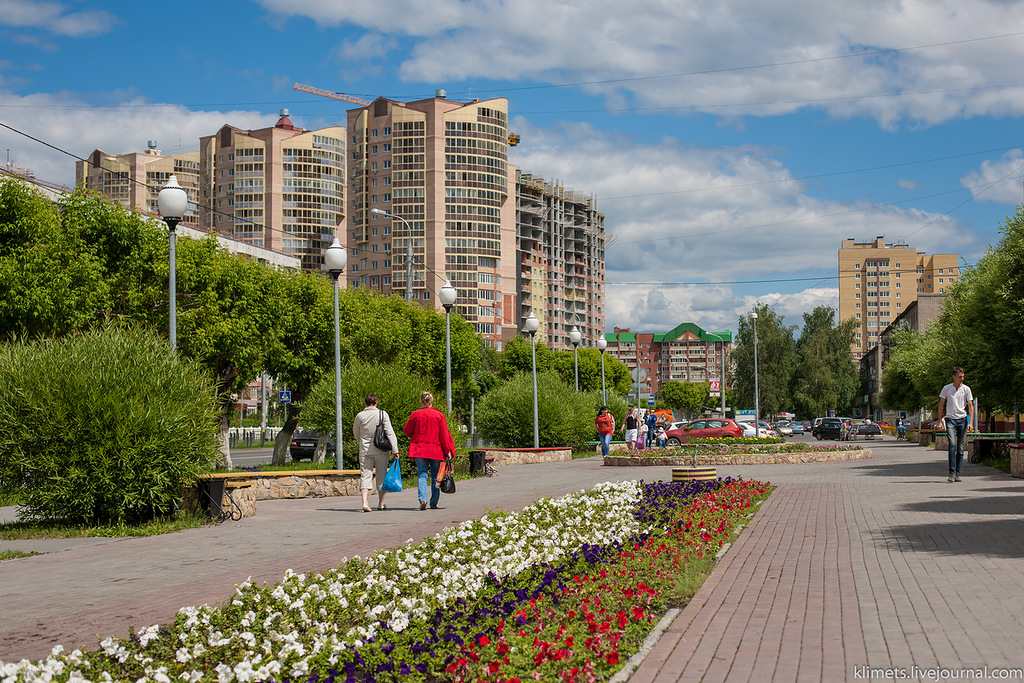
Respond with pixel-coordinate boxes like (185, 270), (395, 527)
(0, 0), (116, 37)
(257, 0), (1024, 127)
(0, 91), (274, 187)
(509, 119), (972, 332)
(960, 149), (1024, 204)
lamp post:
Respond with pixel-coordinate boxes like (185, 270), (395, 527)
(325, 237), (348, 470)
(596, 336), (607, 404)
(752, 311), (760, 436)
(157, 175), (188, 350)
(569, 326), (582, 391)
(440, 279), (457, 414)
(525, 312), (540, 448)
(371, 208), (413, 301)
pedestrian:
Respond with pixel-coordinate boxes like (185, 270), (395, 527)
(655, 425), (667, 448)
(403, 391), (456, 510)
(624, 407), (639, 452)
(352, 393), (400, 512)
(644, 410), (658, 446)
(937, 366), (974, 483)
(594, 406), (616, 458)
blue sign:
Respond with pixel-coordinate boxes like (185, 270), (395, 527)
(279, 391), (292, 404)
(647, 397), (656, 407)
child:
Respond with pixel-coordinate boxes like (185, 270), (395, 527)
(656, 425), (667, 448)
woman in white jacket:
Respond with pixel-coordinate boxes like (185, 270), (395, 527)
(352, 393), (400, 511)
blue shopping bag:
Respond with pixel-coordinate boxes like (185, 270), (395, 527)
(381, 458), (403, 492)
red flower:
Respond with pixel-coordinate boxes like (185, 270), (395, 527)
(607, 651), (620, 665)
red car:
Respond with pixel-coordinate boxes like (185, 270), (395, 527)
(665, 419), (744, 446)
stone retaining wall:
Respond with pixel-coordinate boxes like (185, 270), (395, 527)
(480, 448), (572, 466)
(605, 448), (872, 467)
(184, 470), (361, 519)
(251, 473), (361, 500)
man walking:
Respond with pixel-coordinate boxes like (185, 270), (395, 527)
(937, 366), (974, 482)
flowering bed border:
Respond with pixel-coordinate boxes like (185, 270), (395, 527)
(605, 447), (871, 466)
(0, 478), (773, 683)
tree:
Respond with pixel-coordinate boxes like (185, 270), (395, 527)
(658, 380), (709, 418)
(791, 306), (859, 417)
(498, 335), (555, 380)
(730, 303), (797, 417)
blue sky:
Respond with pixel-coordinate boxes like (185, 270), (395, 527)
(3, 0), (1024, 340)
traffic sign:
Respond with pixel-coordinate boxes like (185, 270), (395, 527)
(647, 396), (656, 407)
(279, 390), (292, 403)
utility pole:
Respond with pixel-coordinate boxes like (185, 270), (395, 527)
(406, 232), (413, 301)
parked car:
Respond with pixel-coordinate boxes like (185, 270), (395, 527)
(848, 421), (883, 440)
(665, 418), (744, 446)
(773, 421), (794, 436)
(289, 431), (336, 461)
(738, 421), (775, 438)
(790, 421), (805, 435)
(815, 417), (845, 440)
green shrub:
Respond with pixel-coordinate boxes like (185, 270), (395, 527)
(0, 325), (220, 525)
(300, 360), (462, 475)
(476, 372), (612, 450)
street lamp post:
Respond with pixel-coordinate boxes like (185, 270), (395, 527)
(157, 176), (188, 350)
(371, 208), (413, 301)
(596, 336), (607, 404)
(325, 237), (348, 470)
(752, 311), (760, 436)
(525, 312), (540, 448)
(440, 279), (457, 414)
(569, 326), (582, 391)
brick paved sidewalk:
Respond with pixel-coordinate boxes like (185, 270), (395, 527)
(628, 441), (1024, 682)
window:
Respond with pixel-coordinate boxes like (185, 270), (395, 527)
(422, 291), (430, 300)
(372, 129), (378, 138)
(383, 127), (391, 136)
(371, 162), (378, 172)
(383, 160), (391, 169)
(384, 143), (391, 152)
(371, 146), (377, 154)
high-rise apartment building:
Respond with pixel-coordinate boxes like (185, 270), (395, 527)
(345, 93), (516, 348)
(838, 236), (959, 361)
(516, 171), (606, 350)
(199, 111), (346, 271)
(77, 142), (201, 229)
(604, 323), (732, 396)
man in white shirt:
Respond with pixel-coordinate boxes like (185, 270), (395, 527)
(937, 367), (974, 483)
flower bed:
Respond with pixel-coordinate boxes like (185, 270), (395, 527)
(607, 442), (870, 466)
(0, 478), (772, 682)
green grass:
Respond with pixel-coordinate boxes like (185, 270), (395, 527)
(0, 510), (211, 540)
(0, 491), (22, 506)
(977, 454), (1011, 475)
(0, 549), (39, 561)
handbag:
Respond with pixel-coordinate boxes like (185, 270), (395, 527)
(381, 457), (403, 492)
(439, 456), (456, 494)
(373, 409), (391, 452)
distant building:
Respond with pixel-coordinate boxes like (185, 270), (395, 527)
(838, 236), (958, 362)
(604, 323), (732, 396)
(199, 112), (346, 272)
(77, 142), (201, 229)
(516, 171), (606, 351)
(345, 93), (518, 348)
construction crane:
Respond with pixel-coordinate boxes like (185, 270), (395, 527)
(292, 83), (371, 106)
(294, 82), (521, 146)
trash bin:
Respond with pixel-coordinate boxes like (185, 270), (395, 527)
(469, 450), (486, 476)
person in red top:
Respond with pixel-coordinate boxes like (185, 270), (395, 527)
(594, 406), (616, 458)
(403, 391), (456, 510)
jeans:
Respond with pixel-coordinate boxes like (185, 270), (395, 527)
(415, 458), (441, 507)
(945, 416), (969, 473)
(598, 433), (612, 457)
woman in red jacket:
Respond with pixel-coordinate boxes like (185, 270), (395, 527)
(403, 391), (456, 510)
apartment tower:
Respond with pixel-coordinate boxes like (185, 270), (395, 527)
(77, 142), (201, 229)
(838, 236), (959, 361)
(516, 171), (606, 351)
(604, 323), (733, 396)
(345, 93), (516, 348)
(198, 111), (346, 271)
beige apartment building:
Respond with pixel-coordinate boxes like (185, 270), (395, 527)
(516, 171), (606, 350)
(838, 236), (959, 361)
(77, 142), (201, 229)
(199, 112), (346, 271)
(345, 93), (517, 348)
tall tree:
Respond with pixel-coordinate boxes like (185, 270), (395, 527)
(658, 380), (710, 418)
(791, 306), (859, 417)
(730, 303), (797, 417)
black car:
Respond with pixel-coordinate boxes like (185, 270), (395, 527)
(289, 431), (335, 461)
(814, 418), (845, 440)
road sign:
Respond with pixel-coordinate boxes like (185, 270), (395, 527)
(647, 396), (656, 407)
(709, 378), (721, 397)
(630, 367), (648, 381)
(279, 390), (292, 404)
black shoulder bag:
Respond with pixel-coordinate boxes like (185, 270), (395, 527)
(373, 409), (391, 452)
